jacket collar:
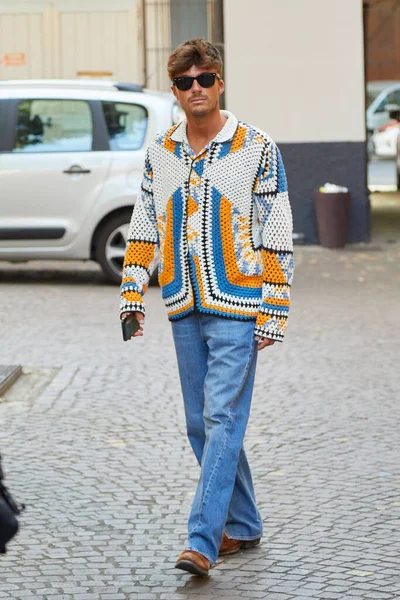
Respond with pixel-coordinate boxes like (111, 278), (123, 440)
(170, 110), (239, 145)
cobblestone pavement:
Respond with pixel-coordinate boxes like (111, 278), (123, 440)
(0, 243), (399, 600)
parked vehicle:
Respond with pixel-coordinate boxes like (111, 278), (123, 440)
(375, 103), (400, 189)
(366, 81), (400, 133)
(397, 133), (400, 190)
(0, 80), (183, 283)
(371, 119), (400, 158)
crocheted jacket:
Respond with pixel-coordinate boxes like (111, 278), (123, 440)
(120, 110), (294, 341)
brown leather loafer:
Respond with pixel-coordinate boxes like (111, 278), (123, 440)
(219, 532), (261, 556)
(175, 550), (210, 576)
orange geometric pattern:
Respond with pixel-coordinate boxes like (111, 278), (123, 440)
(187, 196), (198, 217)
(123, 290), (144, 304)
(163, 125), (179, 154)
(230, 124), (247, 153)
(220, 197), (263, 289)
(158, 197), (175, 288)
(261, 251), (287, 285)
(123, 240), (155, 270)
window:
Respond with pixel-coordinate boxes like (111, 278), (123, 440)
(376, 95), (389, 113)
(0, 99), (8, 152)
(12, 99), (92, 153)
(366, 89), (381, 108)
(375, 89), (400, 113)
(387, 90), (400, 106)
(102, 102), (148, 151)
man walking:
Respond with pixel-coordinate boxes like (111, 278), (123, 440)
(120, 38), (294, 576)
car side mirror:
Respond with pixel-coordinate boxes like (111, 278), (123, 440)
(385, 103), (400, 121)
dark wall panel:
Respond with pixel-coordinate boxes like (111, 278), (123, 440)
(278, 141), (370, 244)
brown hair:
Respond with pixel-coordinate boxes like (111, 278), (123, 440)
(167, 38), (223, 80)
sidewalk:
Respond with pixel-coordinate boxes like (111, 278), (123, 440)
(370, 191), (400, 244)
(0, 242), (399, 600)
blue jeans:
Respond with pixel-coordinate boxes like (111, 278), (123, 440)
(171, 313), (263, 565)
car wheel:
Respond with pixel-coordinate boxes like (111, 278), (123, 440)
(95, 211), (158, 285)
(95, 211), (131, 284)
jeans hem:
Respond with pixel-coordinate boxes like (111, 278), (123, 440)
(186, 545), (215, 566)
(224, 529), (263, 541)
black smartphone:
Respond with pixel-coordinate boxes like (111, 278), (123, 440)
(121, 314), (141, 341)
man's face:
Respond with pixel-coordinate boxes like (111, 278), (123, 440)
(171, 64), (224, 118)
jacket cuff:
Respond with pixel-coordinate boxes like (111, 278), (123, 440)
(120, 302), (145, 319)
(254, 325), (284, 343)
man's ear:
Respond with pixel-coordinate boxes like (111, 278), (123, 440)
(218, 77), (225, 96)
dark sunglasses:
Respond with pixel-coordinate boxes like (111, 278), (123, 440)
(172, 72), (220, 92)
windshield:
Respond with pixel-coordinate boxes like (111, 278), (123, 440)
(366, 88), (382, 108)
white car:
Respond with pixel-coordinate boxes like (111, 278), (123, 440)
(0, 79), (183, 283)
(397, 134), (400, 190)
(366, 80), (400, 133)
(371, 119), (400, 158)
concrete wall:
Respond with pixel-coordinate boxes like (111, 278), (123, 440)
(224, 0), (369, 243)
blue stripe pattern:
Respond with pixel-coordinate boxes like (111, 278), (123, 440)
(161, 189), (184, 299)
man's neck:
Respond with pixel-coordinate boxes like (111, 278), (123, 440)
(186, 108), (227, 155)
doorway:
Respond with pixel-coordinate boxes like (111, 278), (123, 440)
(364, 0), (400, 243)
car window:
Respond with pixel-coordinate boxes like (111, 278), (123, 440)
(366, 89), (381, 108)
(375, 94), (389, 113)
(387, 90), (400, 106)
(12, 99), (93, 153)
(375, 89), (400, 113)
(101, 101), (148, 151)
(0, 99), (8, 151)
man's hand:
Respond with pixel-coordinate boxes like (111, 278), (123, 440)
(121, 311), (145, 339)
(255, 336), (275, 351)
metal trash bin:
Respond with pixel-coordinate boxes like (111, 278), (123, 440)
(314, 190), (350, 248)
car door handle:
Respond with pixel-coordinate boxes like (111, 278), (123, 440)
(63, 165), (91, 175)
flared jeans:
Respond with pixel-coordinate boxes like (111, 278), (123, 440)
(171, 313), (263, 565)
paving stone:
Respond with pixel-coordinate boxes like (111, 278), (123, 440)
(364, 595), (396, 600)
(0, 247), (399, 599)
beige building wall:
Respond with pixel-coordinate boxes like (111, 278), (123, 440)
(223, 0), (366, 143)
(0, 0), (145, 85)
(144, 0), (171, 91)
(0, 3), (47, 80)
